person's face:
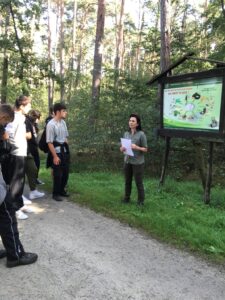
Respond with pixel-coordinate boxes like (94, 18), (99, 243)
(129, 117), (138, 130)
(21, 99), (31, 114)
(59, 109), (67, 119)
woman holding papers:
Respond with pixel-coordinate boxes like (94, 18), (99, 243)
(120, 113), (148, 206)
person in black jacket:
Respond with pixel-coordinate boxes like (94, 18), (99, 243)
(25, 110), (45, 200)
(0, 102), (38, 268)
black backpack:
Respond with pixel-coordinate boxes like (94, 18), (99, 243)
(38, 127), (49, 153)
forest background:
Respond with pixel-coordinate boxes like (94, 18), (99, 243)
(1, 0), (225, 182)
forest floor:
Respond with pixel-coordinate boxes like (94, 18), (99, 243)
(0, 190), (225, 300)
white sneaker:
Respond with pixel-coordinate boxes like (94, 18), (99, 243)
(29, 190), (45, 200)
(22, 195), (32, 205)
(16, 210), (28, 220)
(21, 205), (34, 213)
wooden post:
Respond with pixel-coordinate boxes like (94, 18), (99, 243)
(159, 136), (171, 188)
(204, 141), (213, 204)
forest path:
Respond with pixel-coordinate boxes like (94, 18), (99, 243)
(0, 191), (225, 300)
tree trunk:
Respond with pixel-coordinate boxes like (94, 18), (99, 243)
(75, 7), (89, 89)
(1, 56), (8, 104)
(222, 0), (225, 18)
(75, 42), (83, 88)
(114, 0), (125, 73)
(1, 13), (10, 104)
(71, 0), (77, 71)
(90, 0), (105, 128)
(135, 2), (144, 78)
(160, 0), (171, 72)
(9, 3), (25, 82)
(47, 0), (53, 108)
(67, 0), (77, 101)
(180, 0), (188, 43)
(59, 0), (65, 102)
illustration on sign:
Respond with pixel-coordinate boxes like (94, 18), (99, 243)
(163, 77), (222, 131)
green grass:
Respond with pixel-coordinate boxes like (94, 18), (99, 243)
(39, 168), (225, 263)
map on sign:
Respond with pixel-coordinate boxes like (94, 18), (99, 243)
(163, 77), (223, 131)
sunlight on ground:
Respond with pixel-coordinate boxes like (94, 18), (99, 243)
(30, 204), (46, 214)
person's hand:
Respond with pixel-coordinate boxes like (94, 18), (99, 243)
(120, 146), (126, 152)
(53, 156), (61, 165)
(2, 132), (9, 140)
(26, 132), (32, 140)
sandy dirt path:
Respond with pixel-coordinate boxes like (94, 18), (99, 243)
(0, 193), (225, 300)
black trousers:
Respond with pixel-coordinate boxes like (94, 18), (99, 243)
(52, 153), (70, 196)
(1, 155), (25, 210)
(124, 163), (145, 204)
(0, 200), (25, 261)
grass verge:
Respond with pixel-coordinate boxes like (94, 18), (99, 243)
(39, 168), (225, 264)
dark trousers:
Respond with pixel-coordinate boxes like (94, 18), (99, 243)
(124, 163), (145, 204)
(25, 155), (38, 191)
(32, 150), (40, 171)
(52, 153), (70, 196)
(1, 155), (25, 210)
(0, 200), (25, 261)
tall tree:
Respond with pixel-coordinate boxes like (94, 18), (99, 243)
(1, 12), (10, 103)
(59, 0), (65, 102)
(160, 0), (171, 71)
(47, 0), (54, 108)
(135, 0), (145, 78)
(114, 0), (125, 72)
(67, 0), (77, 101)
(90, 0), (105, 128)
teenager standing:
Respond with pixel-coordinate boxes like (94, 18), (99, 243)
(46, 103), (70, 201)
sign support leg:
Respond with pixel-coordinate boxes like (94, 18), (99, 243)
(204, 141), (213, 204)
(159, 136), (171, 189)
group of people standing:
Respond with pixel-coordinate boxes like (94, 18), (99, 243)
(0, 95), (146, 268)
(0, 97), (70, 268)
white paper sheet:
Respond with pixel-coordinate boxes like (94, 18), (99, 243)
(120, 138), (134, 157)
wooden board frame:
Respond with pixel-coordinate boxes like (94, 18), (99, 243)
(158, 67), (225, 139)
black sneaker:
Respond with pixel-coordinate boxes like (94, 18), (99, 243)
(121, 198), (130, 204)
(60, 191), (70, 197)
(0, 249), (6, 259)
(7, 252), (38, 268)
(52, 195), (64, 201)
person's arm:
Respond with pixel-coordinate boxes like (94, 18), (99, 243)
(131, 132), (148, 152)
(131, 144), (148, 152)
(25, 118), (32, 140)
(48, 143), (60, 165)
(46, 122), (61, 165)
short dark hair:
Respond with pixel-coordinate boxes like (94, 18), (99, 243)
(129, 113), (142, 131)
(15, 95), (29, 109)
(0, 104), (14, 125)
(53, 102), (67, 114)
